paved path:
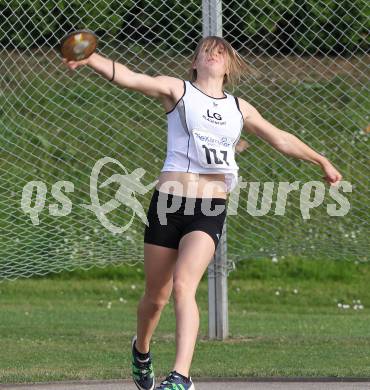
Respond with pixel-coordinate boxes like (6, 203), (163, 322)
(1, 380), (370, 390)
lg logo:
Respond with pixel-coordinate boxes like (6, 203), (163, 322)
(206, 109), (222, 121)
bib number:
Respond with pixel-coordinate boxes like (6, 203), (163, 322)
(192, 129), (237, 169)
(202, 145), (229, 166)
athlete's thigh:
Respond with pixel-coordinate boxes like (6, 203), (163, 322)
(143, 243), (178, 303)
(173, 231), (215, 295)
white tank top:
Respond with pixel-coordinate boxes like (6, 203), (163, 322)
(161, 80), (243, 193)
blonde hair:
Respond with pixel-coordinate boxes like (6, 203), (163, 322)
(190, 36), (249, 86)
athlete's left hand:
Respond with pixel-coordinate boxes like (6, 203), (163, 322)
(321, 160), (342, 186)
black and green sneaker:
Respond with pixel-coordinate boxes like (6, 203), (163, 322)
(131, 335), (155, 390)
(155, 370), (194, 390)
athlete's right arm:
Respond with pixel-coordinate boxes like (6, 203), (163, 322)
(63, 53), (181, 102)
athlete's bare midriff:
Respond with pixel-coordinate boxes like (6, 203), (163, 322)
(155, 171), (228, 199)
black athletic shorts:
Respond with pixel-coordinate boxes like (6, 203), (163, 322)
(144, 189), (227, 250)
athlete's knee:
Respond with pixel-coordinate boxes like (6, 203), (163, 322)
(172, 278), (196, 300)
(143, 290), (171, 311)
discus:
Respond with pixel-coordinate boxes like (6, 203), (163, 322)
(60, 30), (97, 61)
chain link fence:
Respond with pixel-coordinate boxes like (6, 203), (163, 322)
(0, 0), (369, 281)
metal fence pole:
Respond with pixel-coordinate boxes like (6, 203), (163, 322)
(207, 219), (228, 340)
(202, 0), (228, 340)
(202, 0), (222, 37)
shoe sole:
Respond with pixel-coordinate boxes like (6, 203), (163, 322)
(131, 335), (155, 390)
(133, 379), (154, 390)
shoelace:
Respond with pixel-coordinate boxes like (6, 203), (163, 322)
(133, 357), (152, 379)
(158, 371), (186, 388)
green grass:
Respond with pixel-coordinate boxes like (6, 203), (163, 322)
(1, 258), (370, 383)
(1, 55), (369, 283)
(0, 55), (369, 382)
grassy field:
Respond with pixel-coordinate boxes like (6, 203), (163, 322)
(1, 258), (369, 383)
(0, 53), (369, 383)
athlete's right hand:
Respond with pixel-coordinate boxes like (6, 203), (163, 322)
(62, 57), (90, 70)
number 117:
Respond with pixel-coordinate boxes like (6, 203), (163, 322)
(202, 145), (229, 166)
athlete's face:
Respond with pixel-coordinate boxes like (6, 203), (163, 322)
(193, 44), (229, 79)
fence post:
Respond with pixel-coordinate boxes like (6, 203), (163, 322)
(202, 0), (228, 340)
(207, 218), (228, 340)
(202, 0), (223, 37)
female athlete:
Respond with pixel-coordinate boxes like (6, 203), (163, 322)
(63, 35), (342, 390)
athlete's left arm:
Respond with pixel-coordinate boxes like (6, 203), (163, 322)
(238, 97), (343, 186)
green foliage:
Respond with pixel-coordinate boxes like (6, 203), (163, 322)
(292, 0), (369, 54)
(0, 0), (133, 48)
(0, 0), (368, 54)
(224, 0), (369, 54)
